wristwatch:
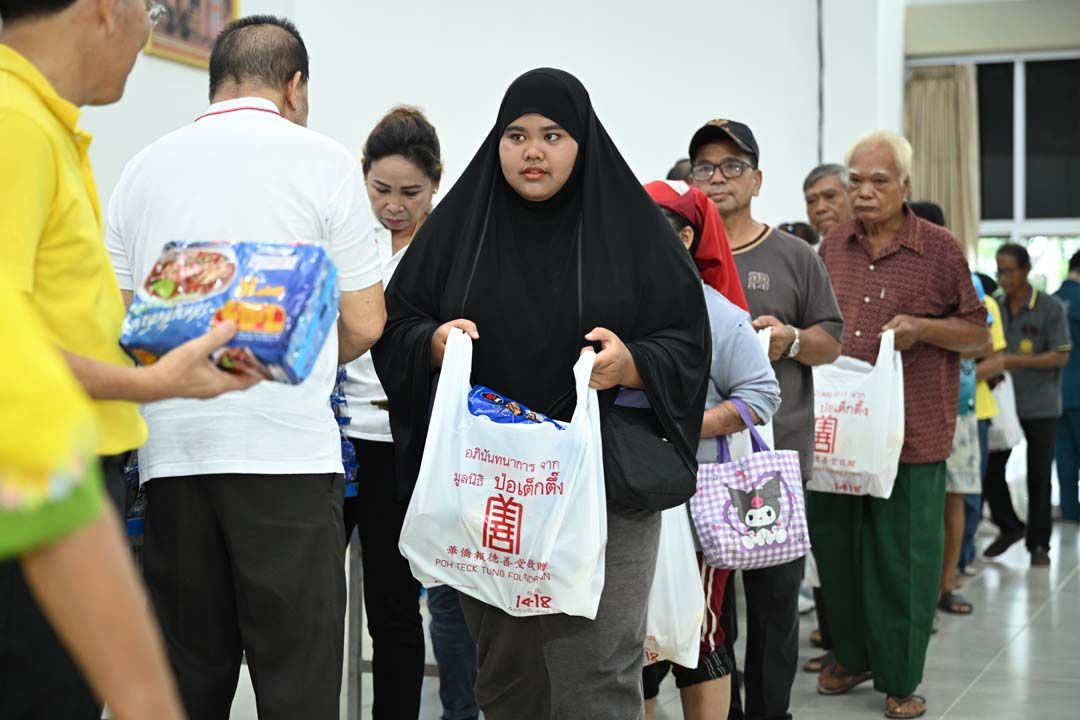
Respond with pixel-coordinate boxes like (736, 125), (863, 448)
(785, 325), (801, 358)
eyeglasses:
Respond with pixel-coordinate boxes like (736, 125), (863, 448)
(690, 159), (755, 182)
(145, 1), (169, 27)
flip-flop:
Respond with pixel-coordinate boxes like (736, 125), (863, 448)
(803, 650), (834, 673)
(817, 664), (873, 695)
(937, 590), (974, 615)
(885, 694), (927, 719)
(809, 628), (824, 648)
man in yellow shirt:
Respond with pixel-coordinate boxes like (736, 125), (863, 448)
(1, 2), (257, 717)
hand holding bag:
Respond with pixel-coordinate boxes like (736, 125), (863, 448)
(988, 372), (1024, 451)
(808, 329), (905, 498)
(689, 399), (809, 571)
(399, 329), (608, 618)
(727, 327), (775, 458)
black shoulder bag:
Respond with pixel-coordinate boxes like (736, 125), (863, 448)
(575, 228), (697, 512)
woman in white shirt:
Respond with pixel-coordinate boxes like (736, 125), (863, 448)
(344, 106), (478, 720)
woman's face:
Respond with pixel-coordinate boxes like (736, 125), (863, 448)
(499, 113), (579, 202)
(365, 155), (438, 235)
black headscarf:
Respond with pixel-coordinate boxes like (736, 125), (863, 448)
(372, 68), (710, 498)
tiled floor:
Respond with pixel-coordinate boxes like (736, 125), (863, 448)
(230, 506), (1080, 719)
(652, 521), (1080, 720)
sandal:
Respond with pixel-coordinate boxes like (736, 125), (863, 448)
(938, 590), (974, 615)
(885, 694), (926, 719)
(809, 628), (824, 648)
(803, 650), (834, 673)
(817, 662), (872, 695)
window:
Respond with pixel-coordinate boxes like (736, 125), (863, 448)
(966, 53), (1080, 285)
(977, 64), (1013, 220)
(1025, 59), (1080, 219)
(977, 235), (1080, 295)
(977, 57), (1080, 225)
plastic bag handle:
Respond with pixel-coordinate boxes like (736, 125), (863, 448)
(875, 328), (896, 367)
(569, 349), (597, 424)
(443, 329), (597, 427)
(434, 328), (476, 428)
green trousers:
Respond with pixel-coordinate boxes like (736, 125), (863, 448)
(806, 462), (945, 697)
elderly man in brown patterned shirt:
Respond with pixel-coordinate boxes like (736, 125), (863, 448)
(810, 130), (989, 720)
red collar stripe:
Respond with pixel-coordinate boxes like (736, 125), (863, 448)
(194, 106), (284, 122)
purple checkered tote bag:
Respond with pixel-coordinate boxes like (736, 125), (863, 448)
(689, 399), (809, 570)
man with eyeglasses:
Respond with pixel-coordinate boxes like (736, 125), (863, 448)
(688, 119), (843, 720)
(0, 1), (251, 718)
(983, 243), (1071, 566)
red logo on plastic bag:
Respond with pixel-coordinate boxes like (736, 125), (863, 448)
(515, 591), (552, 610)
(483, 494), (523, 555)
(814, 416), (838, 454)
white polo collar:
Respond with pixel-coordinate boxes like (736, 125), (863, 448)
(195, 96), (284, 122)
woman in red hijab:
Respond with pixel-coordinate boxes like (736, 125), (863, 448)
(640, 180), (779, 719)
(643, 180), (748, 311)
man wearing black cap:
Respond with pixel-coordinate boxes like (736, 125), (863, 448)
(689, 119), (844, 720)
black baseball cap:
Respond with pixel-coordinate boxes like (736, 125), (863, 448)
(689, 119), (760, 167)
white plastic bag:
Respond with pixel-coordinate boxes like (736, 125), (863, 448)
(727, 327), (775, 458)
(988, 372), (1024, 452)
(644, 505), (705, 668)
(804, 549), (821, 589)
(399, 329), (607, 619)
(808, 329), (905, 498)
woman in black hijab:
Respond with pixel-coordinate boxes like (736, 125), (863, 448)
(373, 68), (710, 719)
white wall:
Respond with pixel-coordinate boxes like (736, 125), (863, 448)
(82, 0), (904, 226)
(821, 0), (906, 165)
(877, 0), (906, 134)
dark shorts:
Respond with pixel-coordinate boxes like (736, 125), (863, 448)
(642, 646), (734, 699)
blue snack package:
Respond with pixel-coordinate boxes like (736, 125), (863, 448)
(332, 365), (358, 482)
(468, 386), (564, 429)
(119, 241), (340, 384)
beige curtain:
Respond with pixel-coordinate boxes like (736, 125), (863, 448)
(904, 65), (982, 258)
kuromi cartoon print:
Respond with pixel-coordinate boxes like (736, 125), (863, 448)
(690, 397), (809, 570)
(728, 472), (789, 550)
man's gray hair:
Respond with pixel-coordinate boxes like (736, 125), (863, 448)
(844, 130), (913, 182)
(803, 163), (847, 193)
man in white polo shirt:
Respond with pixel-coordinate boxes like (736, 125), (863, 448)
(106, 15), (384, 719)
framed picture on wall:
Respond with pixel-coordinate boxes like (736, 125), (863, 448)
(145, 0), (238, 69)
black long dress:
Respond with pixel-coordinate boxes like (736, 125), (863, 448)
(372, 66), (712, 720)
(372, 68), (710, 502)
